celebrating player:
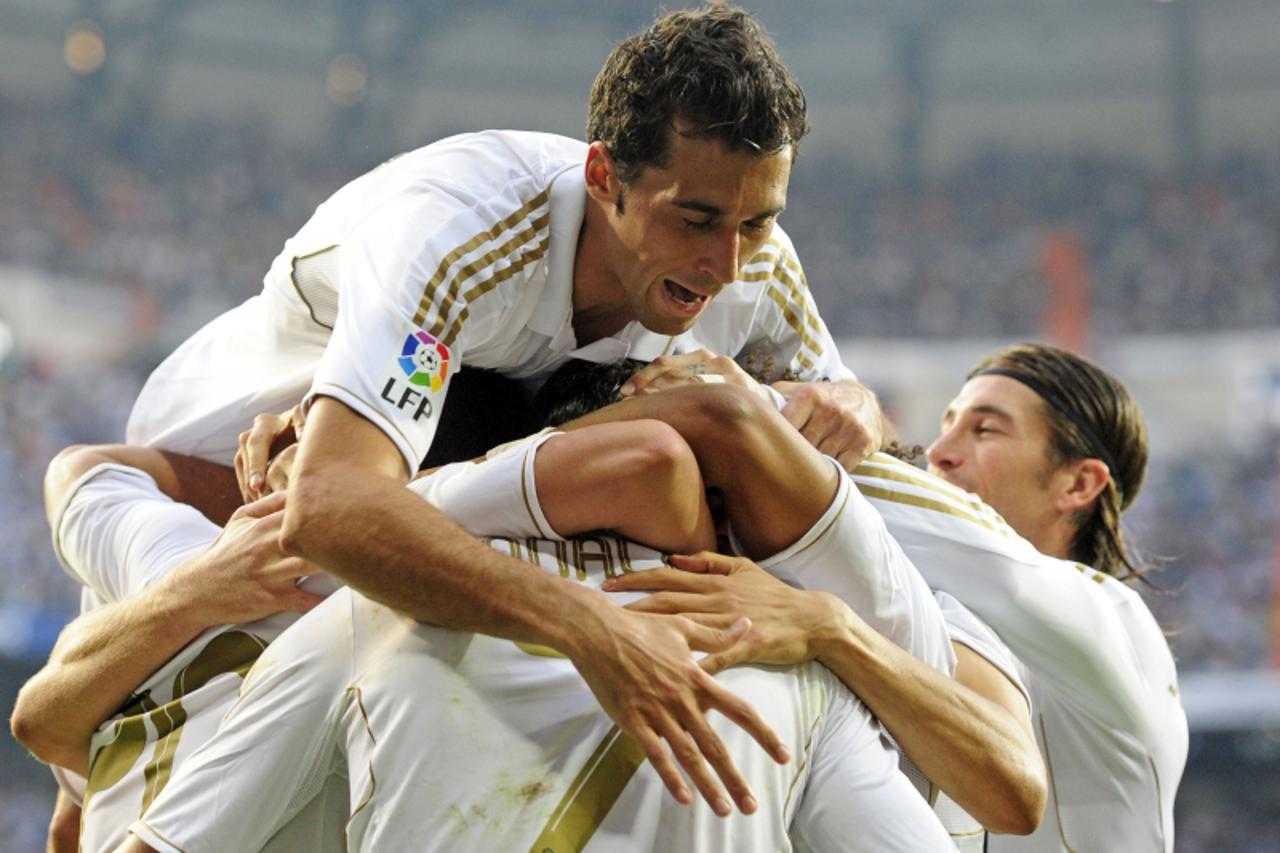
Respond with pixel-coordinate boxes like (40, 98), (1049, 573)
(607, 342), (1188, 851)
(19, 394), (960, 851)
(110, 6), (888, 814)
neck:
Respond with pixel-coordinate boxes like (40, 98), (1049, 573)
(571, 197), (630, 345)
(1032, 518), (1077, 563)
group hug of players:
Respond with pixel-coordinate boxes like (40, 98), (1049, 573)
(11, 6), (1187, 852)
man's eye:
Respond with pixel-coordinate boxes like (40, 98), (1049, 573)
(742, 218), (773, 235)
(683, 218), (715, 232)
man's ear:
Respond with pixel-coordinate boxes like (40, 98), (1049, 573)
(1056, 457), (1111, 515)
(584, 141), (622, 208)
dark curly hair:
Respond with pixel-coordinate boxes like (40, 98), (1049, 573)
(587, 6), (809, 184)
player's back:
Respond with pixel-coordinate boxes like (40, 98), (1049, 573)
(344, 534), (953, 852)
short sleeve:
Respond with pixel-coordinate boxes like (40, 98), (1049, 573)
(310, 180), (554, 474)
(737, 229), (854, 383)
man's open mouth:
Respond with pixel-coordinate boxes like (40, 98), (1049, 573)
(664, 279), (708, 309)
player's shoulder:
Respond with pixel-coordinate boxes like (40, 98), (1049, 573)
(393, 130), (586, 193)
(852, 452), (1027, 543)
(738, 227), (803, 288)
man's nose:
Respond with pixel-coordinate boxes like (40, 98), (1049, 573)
(697, 229), (740, 285)
(926, 430), (961, 472)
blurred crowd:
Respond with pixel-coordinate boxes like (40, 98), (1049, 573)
(0, 104), (1276, 675)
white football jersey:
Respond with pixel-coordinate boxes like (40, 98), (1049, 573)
(133, 537), (954, 853)
(48, 463), (344, 853)
(126, 130), (851, 469)
(851, 453), (1188, 852)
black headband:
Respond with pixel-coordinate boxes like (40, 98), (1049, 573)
(975, 368), (1122, 500)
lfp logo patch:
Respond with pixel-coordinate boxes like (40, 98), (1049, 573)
(398, 331), (450, 392)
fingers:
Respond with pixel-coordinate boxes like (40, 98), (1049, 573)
(604, 567), (717, 594)
(236, 412), (293, 502)
(620, 351), (754, 398)
(631, 727), (695, 808)
(228, 490), (288, 522)
(265, 444), (299, 495)
(624, 591), (721, 616)
(677, 616), (751, 654)
(703, 677), (791, 766)
(657, 718), (735, 816)
(668, 552), (736, 576)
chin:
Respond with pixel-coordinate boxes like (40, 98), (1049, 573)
(640, 312), (701, 336)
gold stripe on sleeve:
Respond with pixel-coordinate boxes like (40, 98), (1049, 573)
(441, 236), (551, 348)
(854, 457), (1017, 534)
(768, 245), (823, 338)
(413, 189), (552, 331)
(530, 726), (646, 853)
(854, 482), (1009, 536)
(763, 283), (821, 368)
(426, 211), (552, 340)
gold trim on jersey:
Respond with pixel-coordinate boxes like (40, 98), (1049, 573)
(1039, 714), (1080, 853)
(431, 211), (551, 339)
(289, 244), (341, 331)
(852, 456), (1017, 538)
(520, 442), (550, 538)
(85, 631), (269, 816)
(855, 482), (1005, 535)
(413, 188), (553, 333)
(781, 708), (824, 818)
(133, 819), (191, 853)
(347, 686), (379, 831)
(856, 454), (1014, 524)
(530, 725), (645, 853)
(737, 240), (826, 371)
(440, 234), (551, 348)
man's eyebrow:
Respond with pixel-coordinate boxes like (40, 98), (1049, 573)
(673, 200), (722, 217)
(971, 403), (1014, 421)
(672, 200), (786, 219)
(943, 402), (1014, 426)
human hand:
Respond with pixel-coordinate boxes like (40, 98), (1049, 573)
(264, 443), (298, 496)
(620, 349), (771, 402)
(771, 379), (884, 470)
(565, 601), (789, 816)
(235, 403), (307, 502)
(162, 492), (326, 627)
(604, 552), (846, 675)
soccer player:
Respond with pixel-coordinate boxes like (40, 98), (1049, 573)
(118, 6), (882, 809)
(609, 343), (1188, 851)
(15, 369), (531, 852)
(19, 424), (956, 851)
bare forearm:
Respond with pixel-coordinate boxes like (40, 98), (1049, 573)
(815, 599), (1044, 834)
(46, 790), (80, 853)
(13, 585), (206, 774)
(283, 463), (607, 652)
